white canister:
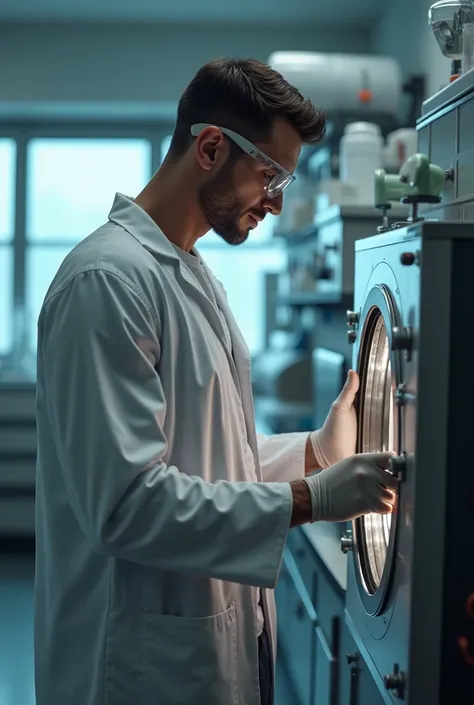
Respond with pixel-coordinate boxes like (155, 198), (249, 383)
(339, 122), (383, 205)
(384, 128), (418, 171)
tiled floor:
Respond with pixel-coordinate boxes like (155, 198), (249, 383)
(0, 543), (297, 705)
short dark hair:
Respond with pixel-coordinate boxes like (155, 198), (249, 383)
(168, 57), (326, 159)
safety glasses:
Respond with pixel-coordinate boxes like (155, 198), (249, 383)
(190, 123), (296, 199)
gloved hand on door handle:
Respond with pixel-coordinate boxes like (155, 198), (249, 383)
(303, 452), (398, 523)
(310, 369), (359, 469)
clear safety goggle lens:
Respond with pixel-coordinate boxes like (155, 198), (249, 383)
(266, 173), (294, 199)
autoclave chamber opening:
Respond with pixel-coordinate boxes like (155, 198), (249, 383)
(356, 305), (398, 597)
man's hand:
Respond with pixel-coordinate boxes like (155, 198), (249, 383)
(309, 370), (359, 471)
(293, 452), (397, 525)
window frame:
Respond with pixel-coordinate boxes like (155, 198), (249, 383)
(0, 137), (16, 244)
(0, 137), (16, 355)
(0, 118), (173, 370)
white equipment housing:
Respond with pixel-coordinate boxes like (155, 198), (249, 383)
(268, 52), (402, 118)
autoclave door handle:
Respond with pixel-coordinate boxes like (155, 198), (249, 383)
(389, 452), (408, 481)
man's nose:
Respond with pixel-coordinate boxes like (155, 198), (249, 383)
(263, 193), (283, 217)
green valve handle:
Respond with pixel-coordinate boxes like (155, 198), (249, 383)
(374, 153), (451, 209)
(374, 170), (409, 207)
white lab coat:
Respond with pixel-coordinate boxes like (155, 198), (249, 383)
(34, 193), (308, 705)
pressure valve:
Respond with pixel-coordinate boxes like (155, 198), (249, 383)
(374, 153), (454, 230)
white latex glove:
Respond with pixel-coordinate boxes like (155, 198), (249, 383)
(304, 452), (397, 523)
(310, 369), (359, 469)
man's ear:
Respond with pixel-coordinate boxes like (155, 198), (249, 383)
(195, 128), (229, 172)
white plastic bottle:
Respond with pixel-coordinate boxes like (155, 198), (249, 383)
(339, 122), (383, 205)
(384, 128), (418, 171)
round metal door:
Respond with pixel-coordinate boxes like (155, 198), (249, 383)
(352, 284), (402, 616)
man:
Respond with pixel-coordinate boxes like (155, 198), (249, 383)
(34, 58), (397, 705)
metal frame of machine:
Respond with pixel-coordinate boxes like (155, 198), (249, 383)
(343, 221), (474, 704)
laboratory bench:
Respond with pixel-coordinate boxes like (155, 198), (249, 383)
(276, 523), (386, 705)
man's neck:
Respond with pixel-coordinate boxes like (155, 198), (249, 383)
(134, 163), (209, 253)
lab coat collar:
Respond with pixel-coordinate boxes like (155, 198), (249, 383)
(108, 192), (180, 261)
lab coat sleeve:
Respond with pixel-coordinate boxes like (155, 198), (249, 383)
(257, 432), (308, 483)
(40, 268), (292, 590)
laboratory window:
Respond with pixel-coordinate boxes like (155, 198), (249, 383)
(0, 138), (16, 242)
(25, 138), (153, 348)
(0, 249), (14, 355)
(26, 138), (152, 242)
(0, 139), (16, 355)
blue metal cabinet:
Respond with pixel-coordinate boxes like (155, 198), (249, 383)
(311, 624), (338, 705)
(286, 528), (317, 597)
(338, 620), (386, 705)
(277, 528), (386, 705)
(276, 547), (317, 705)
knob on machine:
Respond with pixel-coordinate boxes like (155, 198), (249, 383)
(400, 251), (418, 266)
(383, 663), (406, 699)
(347, 310), (360, 345)
(340, 530), (354, 554)
(346, 310), (360, 326)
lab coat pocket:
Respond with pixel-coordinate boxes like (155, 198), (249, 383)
(141, 602), (239, 705)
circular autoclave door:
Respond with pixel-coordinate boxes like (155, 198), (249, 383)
(354, 286), (400, 616)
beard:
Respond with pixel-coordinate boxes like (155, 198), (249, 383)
(198, 160), (250, 246)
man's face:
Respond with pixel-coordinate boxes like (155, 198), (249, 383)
(198, 117), (302, 246)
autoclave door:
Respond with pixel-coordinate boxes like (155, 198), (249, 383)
(352, 284), (402, 617)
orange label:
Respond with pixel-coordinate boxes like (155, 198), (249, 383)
(358, 89), (373, 103)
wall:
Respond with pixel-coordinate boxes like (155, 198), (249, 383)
(0, 21), (371, 105)
(370, 0), (451, 101)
